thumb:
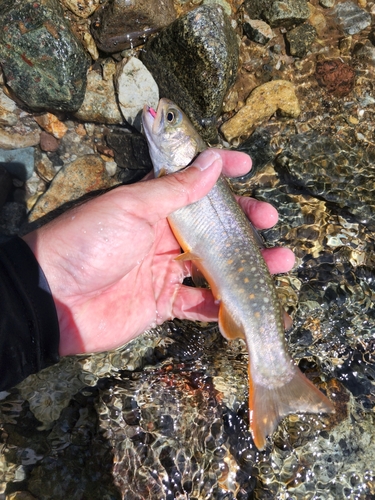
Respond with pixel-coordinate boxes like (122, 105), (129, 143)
(140, 149), (223, 223)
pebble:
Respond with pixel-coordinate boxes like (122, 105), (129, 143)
(265, 0), (310, 28)
(221, 80), (301, 142)
(0, 147), (35, 181)
(115, 57), (159, 131)
(75, 66), (123, 124)
(319, 0), (335, 8)
(0, 118), (41, 150)
(35, 153), (59, 183)
(28, 155), (119, 222)
(334, 2), (371, 35)
(34, 113), (68, 139)
(243, 19), (275, 45)
(286, 23), (317, 57)
(39, 131), (60, 152)
(0, 88), (18, 126)
(62, 0), (101, 18)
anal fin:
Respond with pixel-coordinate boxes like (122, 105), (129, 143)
(218, 303), (246, 341)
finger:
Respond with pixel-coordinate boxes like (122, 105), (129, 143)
(262, 247), (295, 274)
(112, 149), (223, 224)
(213, 149), (252, 177)
(237, 196), (278, 229)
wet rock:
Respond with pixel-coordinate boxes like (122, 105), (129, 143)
(75, 66), (123, 124)
(142, 4), (239, 142)
(202, 0), (232, 16)
(236, 128), (275, 175)
(0, 165), (12, 210)
(28, 155), (119, 222)
(82, 32), (100, 61)
(0, 147), (35, 181)
(106, 131), (153, 182)
(115, 57), (159, 131)
(286, 23), (317, 57)
(62, 0), (101, 18)
(40, 131), (60, 152)
(315, 59), (356, 97)
(243, 19), (275, 45)
(221, 80), (300, 142)
(0, 0), (90, 112)
(34, 113), (68, 140)
(90, 0), (177, 53)
(243, 0), (272, 20)
(334, 2), (371, 36)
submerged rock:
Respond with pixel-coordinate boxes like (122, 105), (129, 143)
(286, 23), (317, 57)
(243, 0), (310, 28)
(90, 0), (177, 53)
(334, 2), (371, 35)
(221, 80), (301, 142)
(243, 19), (275, 45)
(142, 4), (239, 142)
(315, 59), (356, 97)
(0, 0), (90, 112)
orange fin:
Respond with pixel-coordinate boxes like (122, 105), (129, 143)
(174, 251), (201, 262)
(249, 366), (335, 451)
(218, 303), (246, 340)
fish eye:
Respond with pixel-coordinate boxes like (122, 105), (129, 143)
(166, 108), (181, 125)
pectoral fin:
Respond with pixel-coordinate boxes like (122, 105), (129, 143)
(218, 303), (246, 341)
(174, 251), (201, 262)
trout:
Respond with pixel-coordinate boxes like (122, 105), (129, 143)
(142, 98), (333, 450)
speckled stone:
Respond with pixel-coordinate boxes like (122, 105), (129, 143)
(221, 80), (301, 142)
(243, 0), (310, 28)
(243, 19), (275, 45)
(286, 23), (317, 57)
(90, 0), (177, 53)
(28, 155), (118, 222)
(62, 0), (101, 18)
(142, 4), (239, 142)
(0, 0), (90, 112)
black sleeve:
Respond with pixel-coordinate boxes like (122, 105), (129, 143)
(0, 235), (60, 391)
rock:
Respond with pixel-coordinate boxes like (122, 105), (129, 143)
(82, 32), (100, 61)
(265, 0), (310, 28)
(106, 131), (153, 182)
(202, 0), (232, 16)
(75, 66), (123, 124)
(243, 19), (275, 45)
(0, 146), (35, 181)
(286, 23), (317, 57)
(221, 80), (301, 142)
(40, 131), (60, 152)
(142, 4), (239, 142)
(315, 59), (356, 97)
(62, 0), (101, 18)
(115, 57), (159, 131)
(34, 113), (68, 139)
(243, 0), (310, 28)
(28, 155), (119, 222)
(0, 0), (90, 112)
(0, 165), (12, 210)
(0, 116), (41, 150)
(319, 0), (335, 8)
(90, 0), (177, 53)
(334, 2), (371, 35)
(35, 153), (59, 182)
(0, 87), (18, 126)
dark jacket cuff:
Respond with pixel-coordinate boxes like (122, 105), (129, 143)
(0, 235), (60, 390)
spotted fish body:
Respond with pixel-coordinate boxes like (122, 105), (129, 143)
(142, 98), (333, 450)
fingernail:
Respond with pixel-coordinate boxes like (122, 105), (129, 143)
(191, 149), (222, 171)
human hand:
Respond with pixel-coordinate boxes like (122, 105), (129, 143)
(23, 149), (295, 356)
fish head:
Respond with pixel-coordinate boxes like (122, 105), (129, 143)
(142, 98), (206, 176)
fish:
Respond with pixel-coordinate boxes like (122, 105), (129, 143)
(142, 98), (334, 450)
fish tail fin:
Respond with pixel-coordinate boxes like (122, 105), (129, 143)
(249, 366), (334, 451)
